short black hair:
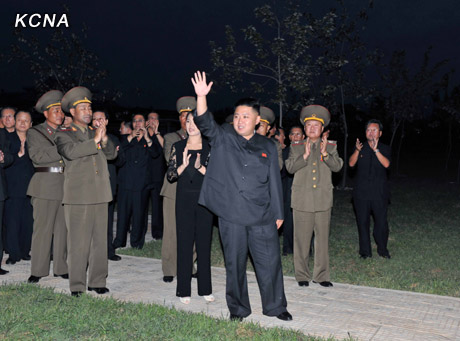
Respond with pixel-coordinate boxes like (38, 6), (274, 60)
(1, 107), (16, 116)
(131, 113), (145, 121)
(366, 119), (383, 131)
(15, 110), (31, 119)
(122, 121), (133, 130)
(94, 109), (109, 120)
(234, 97), (260, 115)
(289, 125), (304, 134)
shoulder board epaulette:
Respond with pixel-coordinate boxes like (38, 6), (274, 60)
(327, 140), (337, 145)
(88, 126), (94, 130)
(59, 127), (73, 132)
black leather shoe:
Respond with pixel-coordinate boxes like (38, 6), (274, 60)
(88, 287), (110, 294)
(277, 311), (293, 321)
(109, 255), (122, 261)
(163, 276), (173, 283)
(298, 281), (309, 287)
(359, 254), (371, 259)
(230, 314), (243, 322)
(54, 273), (69, 279)
(22, 255), (31, 261)
(28, 275), (41, 283)
(379, 253), (391, 259)
(6, 258), (16, 265)
(191, 272), (198, 279)
(71, 291), (83, 297)
(313, 281), (333, 287)
(0, 268), (9, 275)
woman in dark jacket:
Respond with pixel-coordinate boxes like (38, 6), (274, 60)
(167, 112), (213, 304)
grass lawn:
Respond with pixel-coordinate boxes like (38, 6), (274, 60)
(0, 284), (328, 340)
(121, 179), (460, 298)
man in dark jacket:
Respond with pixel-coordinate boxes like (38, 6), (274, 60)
(114, 113), (161, 249)
(349, 119), (391, 259)
(191, 71), (291, 322)
(0, 124), (13, 275)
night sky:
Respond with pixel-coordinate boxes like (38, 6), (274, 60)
(1, 0), (459, 112)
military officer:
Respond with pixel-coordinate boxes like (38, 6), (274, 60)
(27, 90), (68, 283)
(160, 96), (192, 282)
(55, 87), (117, 296)
(285, 105), (343, 288)
(256, 106), (283, 170)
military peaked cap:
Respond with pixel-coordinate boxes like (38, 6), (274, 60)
(260, 106), (275, 125)
(300, 105), (331, 127)
(61, 86), (92, 113)
(176, 96), (196, 114)
(35, 90), (63, 113)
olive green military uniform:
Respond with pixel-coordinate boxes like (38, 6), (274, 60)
(27, 90), (68, 278)
(160, 96), (194, 277)
(285, 105), (343, 283)
(260, 106), (283, 170)
(55, 87), (117, 293)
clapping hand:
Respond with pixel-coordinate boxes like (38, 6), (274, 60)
(194, 153), (201, 169)
(304, 137), (311, 159)
(320, 130), (329, 155)
(182, 146), (191, 168)
(191, 71), (213, 97)
(0, 150), (4, 163)
(355, 138), (363, 151)
(370, 137), (379, 151)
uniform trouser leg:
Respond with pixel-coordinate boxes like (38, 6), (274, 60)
(65, 204), (108, 292)
(31, 198), (67, 277)
(312, 210), (331, 282)
(353, 198), (372, 256)
(219, 218), (287, 317)
(293, 209), (331, 282)
(161, 196), (177, 277)
(149, 186), (163, 239)
(0, 201), (4, 263)
(88, 203), (109, 288)
(107, 198), (115, 258)
(370, 199), (389, 256)
(130, 188), (149, 249)
(113, 189), (132, 248)
(282, 204), (294, 254)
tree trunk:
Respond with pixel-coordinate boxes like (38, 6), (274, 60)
(279, 100), (283, 128)
(389, 119), (401, 150)
(339, 86), (348, 189)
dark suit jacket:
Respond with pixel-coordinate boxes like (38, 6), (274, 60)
(194, 111), (283, 226)
(0, 129), (13, 201)
(147, 132), (165, 185)
(117, 135), (161, 191)
(5, 132), (34, 198)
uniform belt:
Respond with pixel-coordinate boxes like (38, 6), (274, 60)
(35, 167), (64, 173)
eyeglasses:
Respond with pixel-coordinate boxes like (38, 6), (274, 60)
(133, 119), (144, 123)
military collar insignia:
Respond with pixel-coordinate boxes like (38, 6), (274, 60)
(46, 127), (53, 135)
(71, 127), (78, 132)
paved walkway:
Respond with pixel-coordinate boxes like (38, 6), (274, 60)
(2, 253), (460, 341)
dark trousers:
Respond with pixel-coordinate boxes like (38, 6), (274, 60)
(0, 201), (4, 263)
(145, 183), (163, 239)
(176, 191), (213, 297)
(218, 218), (287, 317)
(282, 205), (294, 254)
(353, 198), (389, 257)
(107, 197), (116, 258)
(114, 188), (149, 249)
(4, 197), (33, 261)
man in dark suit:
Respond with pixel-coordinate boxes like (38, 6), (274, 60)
(349, 119), (391, 259)
(0, 124), (13, 275)
(114, 113), (161, 249)
(145, 111), (165, 240)
(191, 71), (292, 322)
